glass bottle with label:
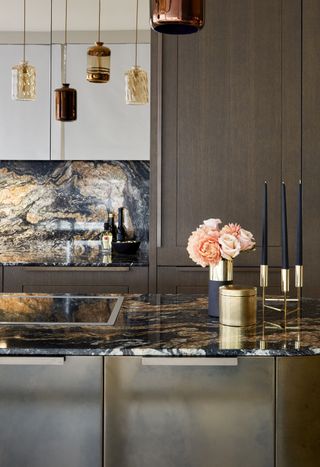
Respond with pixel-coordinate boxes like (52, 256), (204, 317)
(101, 222), (112, 251)
(108, 213), (117, 242)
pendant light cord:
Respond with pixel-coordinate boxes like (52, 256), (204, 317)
(64, 0), (68, 46)
(23, 0), (26, 62)
(98, 0), (101, 42)
(63, 0), (68, 83)
(134, 0), (139, 67)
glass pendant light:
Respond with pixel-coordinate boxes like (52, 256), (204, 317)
(55, 0), (77, 121)
(87, 0), (111, 83)
(12, 0), (36, 101)
(150, 0), (205, 35)
(125, 0), (149, 105)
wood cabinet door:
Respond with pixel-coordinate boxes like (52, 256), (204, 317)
(157, 266), (281, 294)
(155, 0), (301, 268)
(3, 266), (149, 294)
(302, 0), (320, 298)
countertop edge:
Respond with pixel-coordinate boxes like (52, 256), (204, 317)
(0, 347), (319, 357)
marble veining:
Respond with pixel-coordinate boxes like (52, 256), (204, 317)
(0, 294), (319, 357)
(0, 161), (149, 252)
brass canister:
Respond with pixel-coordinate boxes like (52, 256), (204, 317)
(219, 286), (257, 327)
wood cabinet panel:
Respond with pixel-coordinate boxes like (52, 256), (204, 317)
(3, 266), (148, 294)
(156, 0), (301, 268)
(302, 0), (320, 297)
(157, 266), (280, 294)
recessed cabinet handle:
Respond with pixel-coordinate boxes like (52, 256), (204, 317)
(141, 357), (238, 367)
(0, 357), (65, 366)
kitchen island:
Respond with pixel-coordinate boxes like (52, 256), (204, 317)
(0, 294), (319, 467)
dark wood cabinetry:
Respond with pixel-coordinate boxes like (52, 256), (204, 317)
(302, 0), (320, 298)
(157, 266), (281, 294)
(3, 266), (148, 294)
(151, 0), (302, 292)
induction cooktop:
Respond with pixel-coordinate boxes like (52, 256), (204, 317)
(0, 294), (124, 326)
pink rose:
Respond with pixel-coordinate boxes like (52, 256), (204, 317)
(238, 228), (256, 251)
(202, 218), (222, 231)
(187, 227), (221, 267)
(219, 233), (241, 260)
(198, 237), (221, 265)
(221, 223), (241, 238)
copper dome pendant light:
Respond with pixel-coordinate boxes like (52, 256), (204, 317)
(125, 0), (149, 105)
(87, 0), (111, 83)
(151, 0), (204, 35)
(55, 0), (77, 121)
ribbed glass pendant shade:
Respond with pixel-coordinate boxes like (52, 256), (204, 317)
(87, 41), (111, 83)
(151, 0), (204, 34)
(125, 66), (148, 105)
(12, 61), (36, 101)
(55, 83), (77, 121)
(12, 0), (36, 100)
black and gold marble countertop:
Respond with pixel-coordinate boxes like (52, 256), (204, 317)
(0, 248), (148, 267)
(0, 294), (318, 357)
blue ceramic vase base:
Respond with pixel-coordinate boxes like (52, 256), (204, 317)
(208, 279), (233, 318)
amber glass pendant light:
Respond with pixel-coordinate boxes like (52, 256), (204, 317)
(125, 0), (149, 105)
(87, 0), (111, 83)
(151, 0), (204, 35)
(55, 0), (77, 121)
(12, 0), (36, 101)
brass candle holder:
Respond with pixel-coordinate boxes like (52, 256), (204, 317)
(260, 265), (303, 313)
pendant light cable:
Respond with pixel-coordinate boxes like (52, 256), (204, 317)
(23, 0), (26, 62)
(63, 0), (68, 83)
(98, 0), (101, 42)
(134, 0), (138, 67)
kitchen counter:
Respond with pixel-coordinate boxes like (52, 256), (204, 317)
(0, 294), (318, 357)
(0, 247), (148, 267)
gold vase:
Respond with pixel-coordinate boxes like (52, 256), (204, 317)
(208, 260), (233, 318)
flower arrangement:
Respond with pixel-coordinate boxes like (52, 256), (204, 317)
(187, 218), (256, 268)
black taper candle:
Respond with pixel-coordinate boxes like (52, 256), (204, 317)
(261, 181), (268, 265)
(296, 180), (303, 266)
(281, 182), (289, 269)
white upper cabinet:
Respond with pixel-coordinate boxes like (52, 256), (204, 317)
(0, 0), (150, 160)
(0, 0), (51, 160)
(51, 43), (150, 160)
(0, 44), (51, 159)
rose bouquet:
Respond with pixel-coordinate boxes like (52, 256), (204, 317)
(187, 218), (255, 268)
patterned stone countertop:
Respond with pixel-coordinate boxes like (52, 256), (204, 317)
(0, 294), (318, 357)
(0, 248), (148, 267)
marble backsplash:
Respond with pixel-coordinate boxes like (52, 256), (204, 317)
(0, 161), (149, 251)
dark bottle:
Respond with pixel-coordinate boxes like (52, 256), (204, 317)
(117, 207), (126, 242)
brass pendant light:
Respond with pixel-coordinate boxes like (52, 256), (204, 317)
(125, 0), (149, 105)
(55, 0), (77, 121)
(12, 0), (36, 101)
(87, 0), (111, 83)
(151, 0), (205, 35)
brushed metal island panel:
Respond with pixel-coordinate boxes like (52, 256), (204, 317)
(276, 356), (320, 467)
(104, 356), (275, 467)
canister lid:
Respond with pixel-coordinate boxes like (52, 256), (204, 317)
(219, 285), (257, 297)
